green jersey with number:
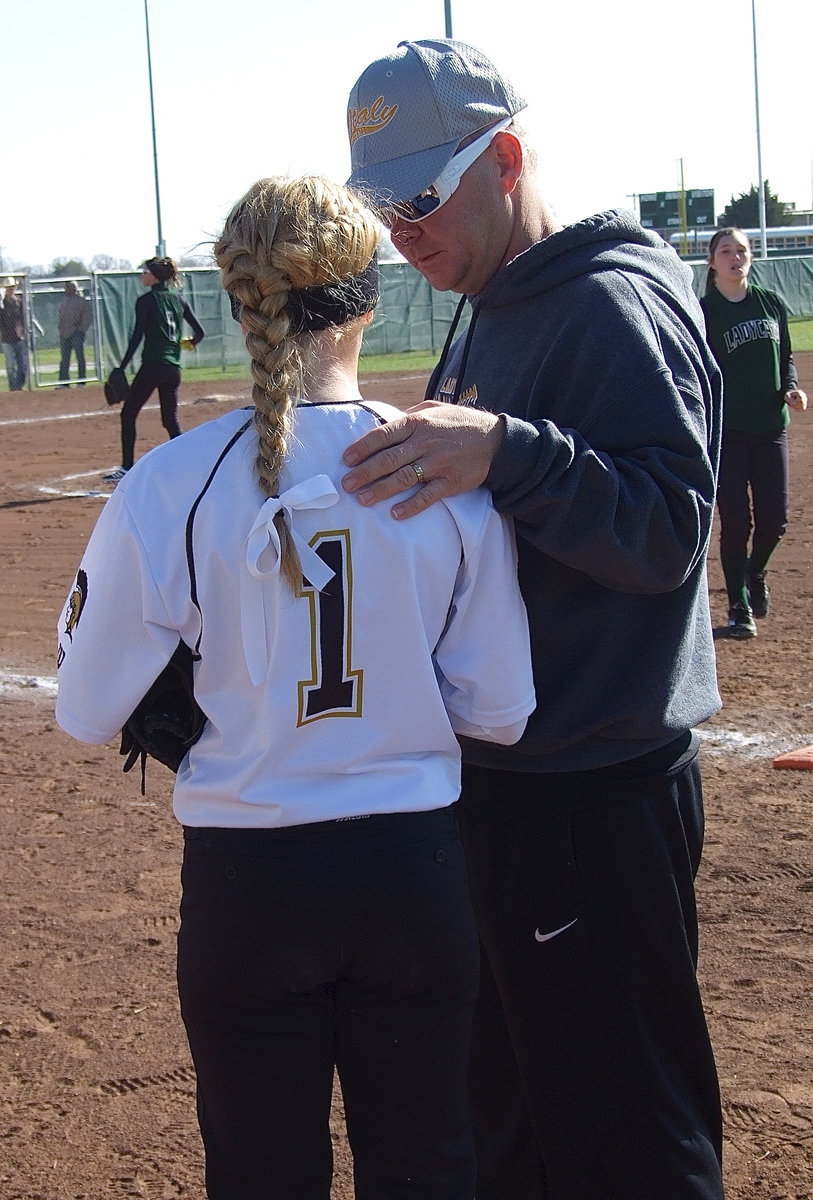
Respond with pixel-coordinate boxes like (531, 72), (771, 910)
(120, 283), (199, 371)
(141, 284), (187, 366)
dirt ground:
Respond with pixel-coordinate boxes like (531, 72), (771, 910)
(1, 361), (811, 1200)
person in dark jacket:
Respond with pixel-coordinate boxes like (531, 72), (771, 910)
(701, 226), (808, 638)
(57, 281), (92, 387)
(341, 38), (725, 1200)
(104, 257), (205, 484)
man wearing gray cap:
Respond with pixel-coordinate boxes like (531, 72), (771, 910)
(343, 39), (725, 1200)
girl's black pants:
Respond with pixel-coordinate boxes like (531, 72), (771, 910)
(120, 361), (182, 469)
(717, 427), (788, 562)
(177, 807), (479, 1200)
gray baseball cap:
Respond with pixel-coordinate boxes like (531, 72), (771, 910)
(347, 39), (527, 207)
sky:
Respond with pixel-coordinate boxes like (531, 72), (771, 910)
(2, 0), (811, 272)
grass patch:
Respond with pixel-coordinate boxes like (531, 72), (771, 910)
(17, 352), (438, 389)
(789, 318), (813, 352)
(187, 350), (440, 381)
(179, 351), (439, 384)
(179, 363), (250, 383)
(360, 350), (438, 375)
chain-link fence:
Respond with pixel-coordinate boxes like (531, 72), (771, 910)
(3, 255), (812, 391)
(3, 265), (472, 391)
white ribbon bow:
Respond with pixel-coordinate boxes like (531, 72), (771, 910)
(241, 474), (340, 685)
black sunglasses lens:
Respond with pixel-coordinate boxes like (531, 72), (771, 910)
(390, 191), (441, 223)
(410, 193), (440, 217)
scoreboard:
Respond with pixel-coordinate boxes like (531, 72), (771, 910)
(638, 189), (715, 229)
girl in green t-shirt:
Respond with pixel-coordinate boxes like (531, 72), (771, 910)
(700, 228), (807, 638)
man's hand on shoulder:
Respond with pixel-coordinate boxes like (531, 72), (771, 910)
(342, 401), (504, 519)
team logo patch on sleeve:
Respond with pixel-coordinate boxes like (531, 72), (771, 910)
(436, 375), (458, 402)
(63, 569), (88, 642)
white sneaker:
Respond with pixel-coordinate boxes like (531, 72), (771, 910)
(103, 466), (129, 483)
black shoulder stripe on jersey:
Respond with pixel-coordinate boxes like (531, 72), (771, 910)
(356, 399), (393, 425)
(119, 417), (253, 792)
(185, 417), (253, 656)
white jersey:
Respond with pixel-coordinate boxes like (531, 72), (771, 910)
(56, 401), (535, 828)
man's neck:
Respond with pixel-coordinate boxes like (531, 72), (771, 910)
(498, 184), (562, 276)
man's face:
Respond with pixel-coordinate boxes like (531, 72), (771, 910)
(386, 148), (515, 296)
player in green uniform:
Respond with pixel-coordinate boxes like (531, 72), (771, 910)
(701, 228), (808, 637)
(104, 257), (205, 484)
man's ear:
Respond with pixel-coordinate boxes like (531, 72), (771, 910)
(492, 131), (524, 195)
(360, 309), (376, 327)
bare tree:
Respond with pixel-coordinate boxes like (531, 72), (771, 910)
(90, 254), (133, 271)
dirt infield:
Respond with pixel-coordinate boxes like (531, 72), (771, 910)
(1, 363), (811, 1200)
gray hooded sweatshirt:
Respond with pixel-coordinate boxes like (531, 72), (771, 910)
(428, 210), (723, 772)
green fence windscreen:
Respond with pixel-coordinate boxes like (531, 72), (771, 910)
(11, 254), (813, 391)
(689, 256), (813, 317)
(97, 265), (468, 374)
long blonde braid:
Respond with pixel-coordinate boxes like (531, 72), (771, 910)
(214, 176), (379, 590)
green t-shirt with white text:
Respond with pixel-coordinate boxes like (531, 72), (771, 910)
(700, 283), (796, 435)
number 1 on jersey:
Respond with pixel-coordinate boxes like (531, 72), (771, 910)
(297, 530), (363, 724)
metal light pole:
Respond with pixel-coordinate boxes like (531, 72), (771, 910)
(751, 0), (768, 259)
(444, 0), (453, 37)
(144, 0), (165, 257)
(677, 159), (689, 258)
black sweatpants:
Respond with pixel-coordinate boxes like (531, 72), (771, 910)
(176, 808), (479, 1200)
(120, 360), (182, 469)
(457, 739), (724, 1200)
(717, 429), (788, 565)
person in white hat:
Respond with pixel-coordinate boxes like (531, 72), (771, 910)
(1, 276), (29, 391)
(342, 38), (725, 1200)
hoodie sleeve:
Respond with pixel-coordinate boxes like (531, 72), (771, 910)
(483, 278), (722, 595)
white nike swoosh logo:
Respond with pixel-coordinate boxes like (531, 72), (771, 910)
(534, 918), (579, 943)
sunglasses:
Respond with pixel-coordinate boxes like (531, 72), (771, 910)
(389, 117), (513, 224)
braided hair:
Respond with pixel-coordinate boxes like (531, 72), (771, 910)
(214, 176), (380, 590)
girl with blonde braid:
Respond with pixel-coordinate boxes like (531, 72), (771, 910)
(55, 176), (534, 1200)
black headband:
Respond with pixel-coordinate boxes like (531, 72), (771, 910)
(228, 258), (379, 332)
